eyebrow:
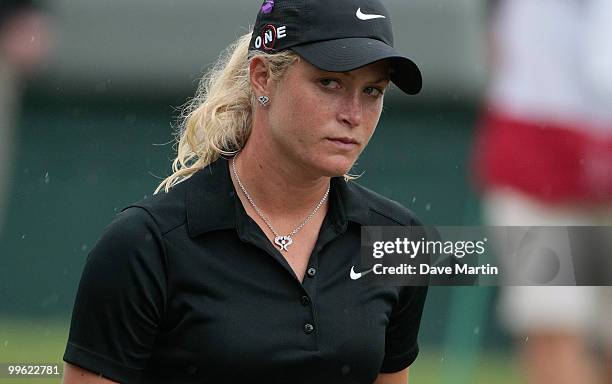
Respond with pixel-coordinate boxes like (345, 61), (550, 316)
(369, 76), (391, 84)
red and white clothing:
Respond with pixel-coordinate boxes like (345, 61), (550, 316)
(474, 0), (612, 339)
(473, 0), (612, 204)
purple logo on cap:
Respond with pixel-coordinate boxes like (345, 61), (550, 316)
(261, 0), (275, 14)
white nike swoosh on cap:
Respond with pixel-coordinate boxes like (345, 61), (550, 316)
(350, 265), (374, 280)
(356, 8), (386, 21)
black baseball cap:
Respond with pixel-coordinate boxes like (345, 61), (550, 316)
(249, 0), (422, 95)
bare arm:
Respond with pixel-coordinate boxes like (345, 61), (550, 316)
(62, 363), (118, 384)
(373, 368), (409, 384)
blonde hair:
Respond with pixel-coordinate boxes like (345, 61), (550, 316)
(154, 32), (299, 194)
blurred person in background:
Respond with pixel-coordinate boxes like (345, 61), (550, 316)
(0, 0), (51, 233)
(472, 0), (612, 383)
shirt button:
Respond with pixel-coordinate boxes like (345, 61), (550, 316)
(300, 295), (310, 306)
(307, 267), (317, 277)
(304, 323), (314, 334)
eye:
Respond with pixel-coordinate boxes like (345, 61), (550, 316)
(364, 86), (384, 97)
(319, 78), (341, 89)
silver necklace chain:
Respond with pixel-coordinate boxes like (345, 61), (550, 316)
(231, 155), (330, 252)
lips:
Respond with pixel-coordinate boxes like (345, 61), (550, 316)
(327, 137), (360, 150)
(328, 137), (359, 145)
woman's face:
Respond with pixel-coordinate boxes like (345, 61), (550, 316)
(262, 58), (390, 178)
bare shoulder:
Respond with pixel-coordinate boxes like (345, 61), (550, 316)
(62, 363), (118, 384)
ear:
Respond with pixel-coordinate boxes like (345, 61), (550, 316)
(249, 57), (272, 96)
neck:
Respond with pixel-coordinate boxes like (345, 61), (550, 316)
(230, 137), (331, 219)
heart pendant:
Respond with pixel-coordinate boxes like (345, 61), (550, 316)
(274, 236), (293, 251)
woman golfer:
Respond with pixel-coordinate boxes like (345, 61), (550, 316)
(62, 0), (427, 383)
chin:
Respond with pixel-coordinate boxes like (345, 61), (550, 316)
(313, 155), (356, 177)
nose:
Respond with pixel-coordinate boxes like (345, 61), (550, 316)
(338, 92), (363, 128)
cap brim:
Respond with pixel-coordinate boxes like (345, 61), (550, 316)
(291, 37), (422, 95)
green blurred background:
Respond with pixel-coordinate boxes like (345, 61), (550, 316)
(0, 0), (525, 383)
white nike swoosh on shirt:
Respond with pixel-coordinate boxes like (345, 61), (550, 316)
(356, 8), (386, 21)
(350, 265), (374, 280)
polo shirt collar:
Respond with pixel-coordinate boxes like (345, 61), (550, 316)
(186, 157), (236, 237)
(186, 157), (370, 238)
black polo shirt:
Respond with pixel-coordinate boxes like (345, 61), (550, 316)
(63, 157), (428, 384)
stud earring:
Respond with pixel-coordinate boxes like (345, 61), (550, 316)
(258, 95), (270, 107)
